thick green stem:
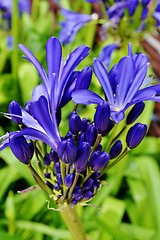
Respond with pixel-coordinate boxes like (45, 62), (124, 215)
(60, 203), (87, 240)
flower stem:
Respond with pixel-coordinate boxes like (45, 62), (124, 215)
(60, 203), (87, 240)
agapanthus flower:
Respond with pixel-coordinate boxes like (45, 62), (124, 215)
(0, 37), (90, 152)
(59, 8), (98, 45)
(72, 43), (160, 123)
(0, 37), (158, 208)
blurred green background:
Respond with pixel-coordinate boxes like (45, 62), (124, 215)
(0, 0), (160, 239)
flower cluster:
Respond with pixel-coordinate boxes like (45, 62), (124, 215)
(0, 36), (160, 206)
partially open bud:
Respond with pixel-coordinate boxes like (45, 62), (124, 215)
(94, 101), (110, 134)
(8, 100), (22, 125)
(75, 142), (91, 172)
(69, 111), (82, 135)
(10, 136), (34, 164)
(126, 122), (147, 149)
(57, 139), (77, 164)
(126, 102), (145, 125)
(109, 140), (122, 159)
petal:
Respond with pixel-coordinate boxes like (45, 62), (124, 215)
(57, 45), (90, 107)
(32, 84), (48, 102)
(46, 37), (62, 84)
(93, 59), (114, 104)
(72, 89), (103, 105)
(123, 63), (148, 106)
(29, 96), (60, 143)
(18, 44), (48, 87)
(115, 56), (135, 107)
(14, 128), (59, 150)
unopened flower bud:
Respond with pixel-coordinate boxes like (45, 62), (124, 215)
(84, 190), (93, 200)
(69, 111), (82, 135)
(82, 178), (94, 191)
(86, 124), (97, 146)
(94, 101), (110, 134)
(44, 153), (51, 166)
(75, 142), (91, 172)
(10, 136), (34, 164)
(56, 173), (63, 185)
(109, 140), (122, 159)
(126, 122), (147, 149)
(57, 139), (77, 164)
(49, 150), (59, 162)
(54, 162), (61, 174)
(126, 102), (145, 125)
(64, 173), (75, 188)
(90, 151), (110, 171)
(8, 100), (22, 124)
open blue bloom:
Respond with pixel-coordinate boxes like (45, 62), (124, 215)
(19, 37), (90, 118)
(72, 44), (160, 123)
(59, 8), (98, 45)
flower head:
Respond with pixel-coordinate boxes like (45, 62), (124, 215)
(72, 44), (160, 123)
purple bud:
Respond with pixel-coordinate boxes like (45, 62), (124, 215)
(54, 183), (61, 191)
(73, 186), (82, 196)
(102, 119), (114, 136)
(54, 162), (61, 174)
(74, 142), (91, 172)
(10, 136), (34, 164)
(71, 199), (77, 205)
(64, 173), (75, 188)
(90, 151), (110, 171)
(8, 100), (22, 124)
(86, 124), (97, 146)
(78, 132), (86, 145)
(81, 118), (90, 131)
(44, 173), (51, 179)
(57, 139), (77, 164)
(84, 190), (93, 200)
(94, 101), (110, 134)
(126, 123), (147, 149)
(109, 140), (122, 159)
(82, 178), (94, 191)
(69, 111), (82, 135)
(126, 102), (145, 125)
(56, 173), (63, 185)
(49, 150), (59, 162)
(74, 194), (84, 201)
(44, 153), (51, 166)
(94, 143), (102, 152)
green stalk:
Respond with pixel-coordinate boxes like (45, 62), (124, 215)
(28, 164), (53, 196)
(60, 203), (87, 240)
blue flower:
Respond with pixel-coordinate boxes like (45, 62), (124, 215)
(72, 44), (160, 123)
(19, 37), (90, 116)
(59, 8), (98, 45)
